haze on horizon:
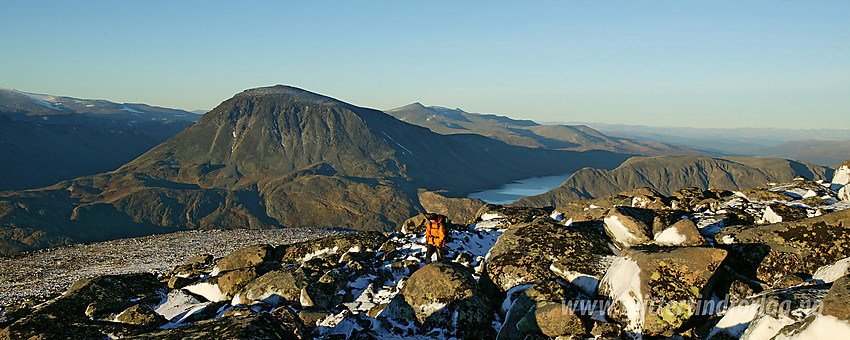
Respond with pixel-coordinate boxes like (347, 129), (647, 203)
(1, 1), (848, 129)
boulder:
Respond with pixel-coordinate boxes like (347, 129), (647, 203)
(598, 246), (727, 337)
(232, 265), (311, 307)
(498, 277), (586, 340)
(186, 262), (278, 302)
(840, 185), (850, 201)
(603, 206), (655, 249)
(213, 244), (278, 274)
(653, 218), (708, 246)
(716, 209), (850, 288)
(418, 190), (486, 225)
(486, 217), (611, 293)
(621, 187), (669, 209)
(401, 262), (494, 339)
(128, 313), (299, 339)
(399, 213), (430, 234)
(115, 304), (167, 327)
(280, 231), (386, 264)
(823, 274), (850, 321)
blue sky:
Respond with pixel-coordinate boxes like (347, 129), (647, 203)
(1, 1), (848, 128)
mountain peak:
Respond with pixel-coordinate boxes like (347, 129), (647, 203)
(235, 85), (345, 107)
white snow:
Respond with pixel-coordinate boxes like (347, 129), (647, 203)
(154, 289), (212, 324)
(813, 256), (850, 283)
(740, 313), (795, 340)
(720, 235), (736, 244)
(840, 185), (850, 201)
(833, 165), (850, 186)
(603, 215), (643, 248)
(21, 92), (63, 111)
(761, 205), (783, 224)
(381, 132), (413, 155)
(120, 106), (144, 114)
(298, 246), (340, 262)
(183, 281), (227, 302)
(772, 314), (850, 340)
(632, 196), (650, 208)
(549, 263), (600, 296)
(500, 283), (534, 315)
(654, 227), (687, 246)
(550, 210), (564, 222)
(707, 303), (761, 339)
(480, 213), (503, 221)
(599, 256), (644, 335)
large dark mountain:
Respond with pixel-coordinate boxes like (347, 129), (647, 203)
(0, 85), (630, 255)
(513, 155), (833, 207)
(385, 103), (708, 156)
(0, 88), (199, 190)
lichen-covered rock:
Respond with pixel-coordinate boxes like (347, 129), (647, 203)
(280, 231), (386, 264)
(603, 206), (655, 249)
(498, 277), (585, 340)
(401, 262), (494, 339)
(598, 246), (727, 337)
(486, 217), (611, 292)
(716, 209), (850, 288)
(399, 213), (430, 234)
(232, 265), (312, 307)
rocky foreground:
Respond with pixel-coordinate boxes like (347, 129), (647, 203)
(2, 164), (850, 339)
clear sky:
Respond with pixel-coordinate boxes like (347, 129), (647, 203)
(1, 1), (848, 128)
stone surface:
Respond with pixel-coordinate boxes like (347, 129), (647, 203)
(653, 218), (708, 246)
(401, 262), (494, 339)
(716, 209), (850, 288)
(486, 217), (611, 292)
(603, 206), (655, 249)
(116, 304), (167, 327)
(598, 246), (727, 337)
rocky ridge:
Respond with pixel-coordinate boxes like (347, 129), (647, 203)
(2, 167), (850, 339)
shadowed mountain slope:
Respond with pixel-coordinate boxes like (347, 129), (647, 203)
(0, 85), (630, 255)
(0, 88), (198, 190)
(512, 155), (833, 207)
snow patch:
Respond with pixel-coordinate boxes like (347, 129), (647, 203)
(183, 281), (227, 302)
(381, 132), (413, 155)
(549, 263), (599, 296)
(654, 227), (687, 246)
(741, 313), (795, 339)
(833, 165), (850, 186)
(773, 314), (850, 340)
(813, 256), (850, 283)
(599, 256), (644, 335)
(603, 215), (642, 248)
(762, 205), (783, 224)
(707, 304), (762, 339)
(481, 213), (503, 221)
(299, 246), (340, 262)
(120, 106), (144, 114)
(720, 235), (736, 244)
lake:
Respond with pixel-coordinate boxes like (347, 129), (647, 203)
(467, 173), (574, 204)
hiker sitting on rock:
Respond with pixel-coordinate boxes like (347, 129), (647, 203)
(425, 213), (448, 263)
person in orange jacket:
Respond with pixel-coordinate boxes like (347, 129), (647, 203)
(424, 213), (448, 263)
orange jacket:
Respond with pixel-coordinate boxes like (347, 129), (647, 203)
(426, 216), (447, 248)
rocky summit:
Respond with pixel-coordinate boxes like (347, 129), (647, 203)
(3, 166), (850, 339)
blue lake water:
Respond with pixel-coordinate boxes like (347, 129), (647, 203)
(467, 173), (574, 204)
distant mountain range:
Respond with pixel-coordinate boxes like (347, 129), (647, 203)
(568, 122), (850, 166)
(0, 88), (201, 190)
(0, 85), (629, 255)
(385, 103), (709, 156)
(513, 155), (833, 207)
